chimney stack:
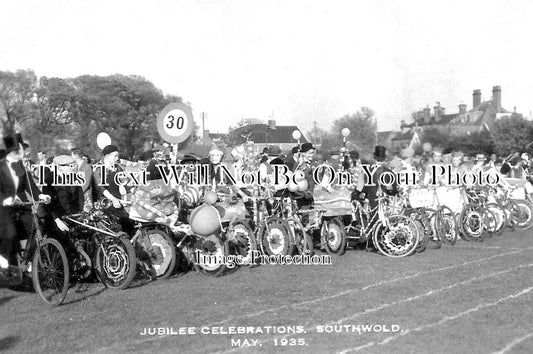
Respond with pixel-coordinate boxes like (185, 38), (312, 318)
(473, 89), (481, 109)
(458, 104), (467, 114)
(434, 105), (441, 122)
(267, 119), (276, 129)
(492, 85), (501, 112)
(423, 107), (431, 124)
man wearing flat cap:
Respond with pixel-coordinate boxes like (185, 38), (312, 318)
(94, 144), (134, 235)
(42, 155), (84, 233)
(286, 146), (300, 172)
(71, 147), (95, 207)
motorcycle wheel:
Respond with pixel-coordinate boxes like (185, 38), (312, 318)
(136, 229), (176, 280)
(95, 233), (136, 290)
(193, 234), (229, 277)
(259, 217), (293, 257)
(322, 217), (347, 256)
(228, 220), (258, 266)
(373, 215), (420, 258)
(459, 205), (487, 242)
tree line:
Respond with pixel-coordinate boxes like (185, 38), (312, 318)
(0, 69), (197, 159)
(2, 69), (530, 160)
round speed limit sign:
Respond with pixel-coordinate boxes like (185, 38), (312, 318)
(156, 102), (194, 144)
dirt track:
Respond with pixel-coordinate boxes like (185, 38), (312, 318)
(1, 230), (532, 354)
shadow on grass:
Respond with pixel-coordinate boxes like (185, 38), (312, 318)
(61, 282), (106, 305)
(0, 336), (19, 351)
(0, 295), (16, 307)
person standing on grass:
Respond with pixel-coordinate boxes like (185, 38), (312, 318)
(0, 136), (51, 264)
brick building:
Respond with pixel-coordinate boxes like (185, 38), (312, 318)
(401, 85), (522, 136)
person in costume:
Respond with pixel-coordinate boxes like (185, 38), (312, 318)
(0, 136), (51, 263)
(360, 146), (398, 210)
(93, 144), (135, 235)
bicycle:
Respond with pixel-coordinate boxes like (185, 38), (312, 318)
(405, 186), (458, 246)
(342, 193), (420, 258)
(9, 199), (69, 306)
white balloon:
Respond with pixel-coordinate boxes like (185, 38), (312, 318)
(292, 130), (301, 140)
(341, 128), (350, 137)
(97, 132), (112, 149)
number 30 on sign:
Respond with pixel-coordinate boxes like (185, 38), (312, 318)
(156, 102), (194, 144)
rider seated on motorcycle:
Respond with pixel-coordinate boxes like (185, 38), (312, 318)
(42, 155), (85, 233)
(93, 145), (135, 236)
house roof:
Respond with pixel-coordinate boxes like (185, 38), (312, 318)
(391, 131), (415, 141)
(470, 100), (512, 125)
(377, 130), (395, 140)
(470, 100), (511, 115)
(247, 125), (309, 144)
(437, 114), (459, 124)
(208, 132), (227, 140)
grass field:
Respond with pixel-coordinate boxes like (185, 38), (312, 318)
(1, 229), (532, 354)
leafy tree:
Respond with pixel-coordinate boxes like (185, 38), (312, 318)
(450, 131), (494, 156)
(330, 107), (377, 156)
(306, 121), (329, 148)
(225, 123), (270, 146)
(419, 127), (449, 149)
(0, 69), (38, 135)
(60, 74), (175, 159)
(491, 116), (533, 156)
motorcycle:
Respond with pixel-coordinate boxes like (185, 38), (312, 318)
(62, 200), (137, 290)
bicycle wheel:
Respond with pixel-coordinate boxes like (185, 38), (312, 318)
(424, 208), (442, 250)
(484, 208), (497, 238)
(405, 209), (428, 253)
(436, 206), (458, 245)
(486, 203), (507, 237)
(32, 238), (69, 306)
(372, 215), (420, 258)
(95, 233), (137, 289)
(511, 199), (533, 230)
(136, 229), (176, 280)
(288, 219), (314, 256)
(321, 217), (347, 256)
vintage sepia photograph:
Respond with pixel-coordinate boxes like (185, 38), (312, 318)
(1, 0), (532, 353)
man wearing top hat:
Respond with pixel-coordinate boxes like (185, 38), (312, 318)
(0, 136), (51, 263)
(360, 145), (398, 210)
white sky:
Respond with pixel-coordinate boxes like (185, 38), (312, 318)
(1, 0), (533, 135)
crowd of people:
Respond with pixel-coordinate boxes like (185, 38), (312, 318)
(1, 130), (532, 269)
